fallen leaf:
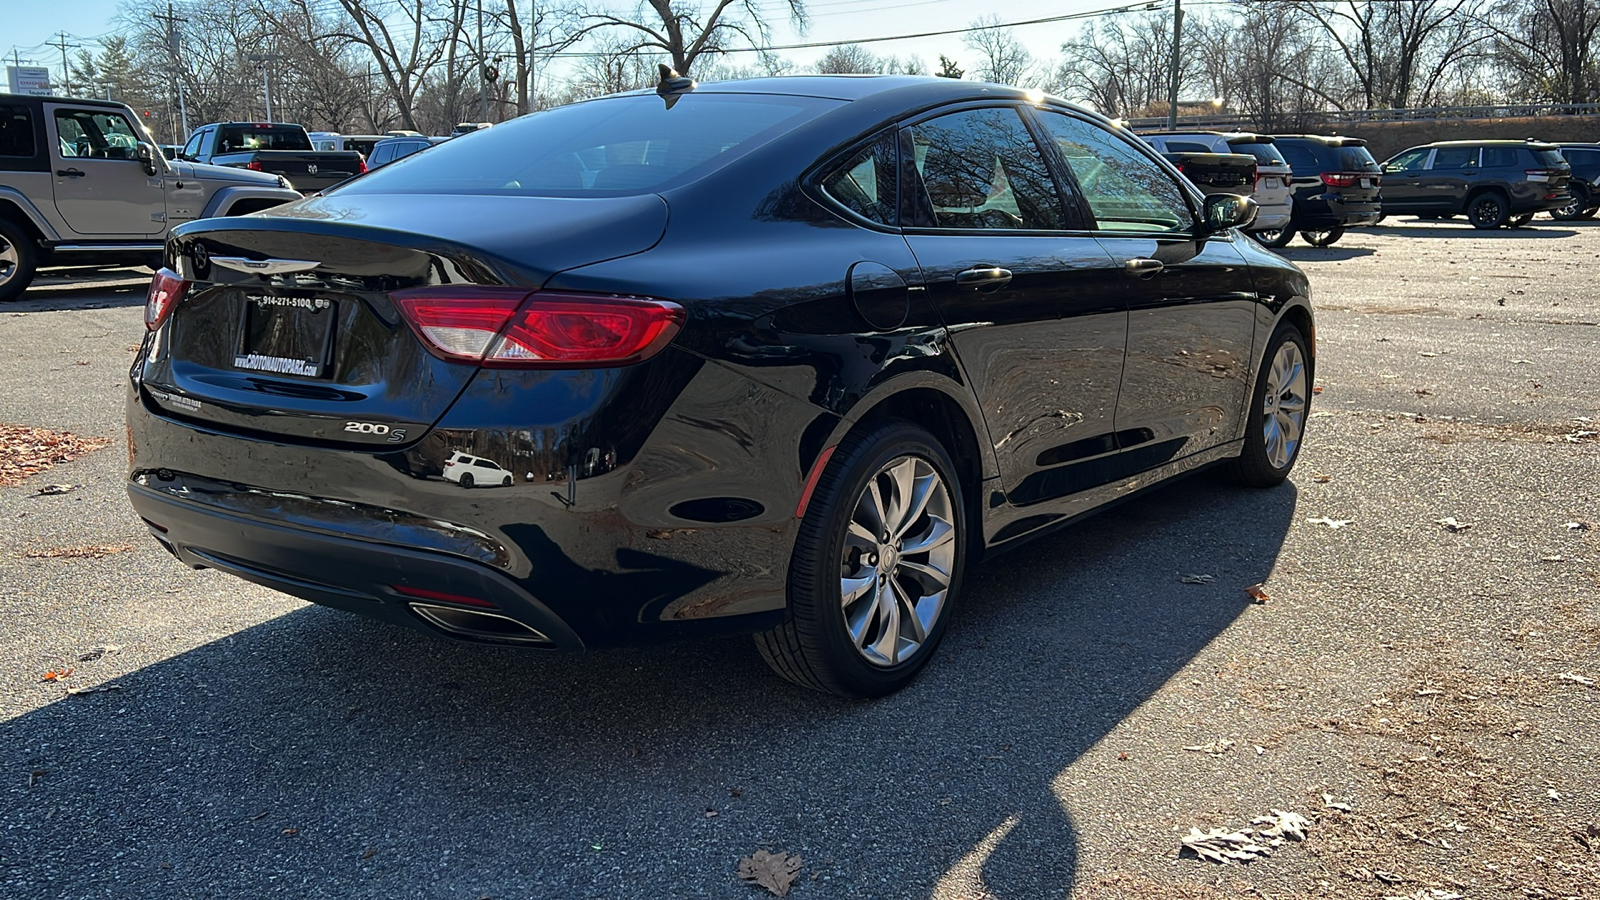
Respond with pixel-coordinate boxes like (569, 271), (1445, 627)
(1179, 573), (1214, 584)
(736, 850), (802, 897)
(1182, 739), (1235, 755)
(1312, 385), (1324, 394)
(281, 827), (299, 836)
(362, 847), (377, 860)
(1322, 793), (1354, 812)
(249, 811), (269, 821)
(1117, 751), (1130, 760)
(1180, 826), (1271, 864)
(1382, 890), (1464, 900)
(77, 644), (122, 662)
(40, 666), (73, 682)
(1541, 554), (1565, 562)
(1306, 516), (1353, 529)
(25, 544), (134, 560)
(1558, 672), (1596, 687)
(1312, 473), (1331, 483)
(1252, 809), (1310, 842)
(0, 426), (111, 488)
(1434, 517), (1471, 533)
(1245, 584), (1271, 603)
(704, 808), (719, 818)
(1573, 823), (1600, 853)
(1419, 351), (1437, 357)
(1566, 521), (1592, 531)
(36, 483), (76, 495)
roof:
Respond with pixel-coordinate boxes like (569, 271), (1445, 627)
(628, 74), (1039, 104)
(0, 92), (129, 110)
(1425, 139), (1558, 147)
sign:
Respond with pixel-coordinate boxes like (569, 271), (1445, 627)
(6, 66), (52, 96)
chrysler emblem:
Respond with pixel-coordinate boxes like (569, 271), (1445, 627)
(210, 256), (322, 275)
(307, 164), (318, 175)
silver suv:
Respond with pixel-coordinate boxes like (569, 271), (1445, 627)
(1138, 131), (1294, 235)
(0, 94), (302, 302)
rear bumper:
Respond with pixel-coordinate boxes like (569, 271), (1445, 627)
(129, 481), (587, 649)
(1293, 196), (1381, 228)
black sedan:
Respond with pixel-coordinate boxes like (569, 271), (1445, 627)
(128, 75), (1313, 698)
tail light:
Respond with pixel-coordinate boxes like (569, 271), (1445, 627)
(1525, 168), (1557, 182)
(390, 287), (684, 368)
(144, 268), (190, 331)
(245, 161), (264, 171)
(358, 159), (368, 175)
(1320, 172), (1359, 187)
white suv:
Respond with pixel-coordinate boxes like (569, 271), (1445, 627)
(443, 452), (514, 488)
(1139, 131), (1293, 234)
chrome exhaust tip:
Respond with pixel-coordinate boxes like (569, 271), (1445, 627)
(408, 603), (553, 645)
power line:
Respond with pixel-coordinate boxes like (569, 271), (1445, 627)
(46, 32), (79, 93)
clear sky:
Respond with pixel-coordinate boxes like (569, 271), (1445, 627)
(5, 0), (1134, 91)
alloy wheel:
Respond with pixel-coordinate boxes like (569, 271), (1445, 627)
(838, 455), (956, 667)
(0, 238), (16, 287)
(1262, 340), (1308, 470)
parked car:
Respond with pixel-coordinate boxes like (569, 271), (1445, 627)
(1258, 134), (1382, 247)
(178, 122), (366, 192)
(0, 93), (301, 302)
(1160, 151), (1257, 199)
(127, 75), (1311, 698)
(1139, 131), (1293, 235)
(365, 134), (449, 170)
(307, 132), (387, 159)
(443, 451), (514, 487)
(1380, 139), (1572, 228)
(1552, 142), (1599, 220)
(159, 143), (182, 160)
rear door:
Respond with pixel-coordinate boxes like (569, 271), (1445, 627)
(46, 103), (165, 237)
(898, 105), (1130, 507)
(1034, 109), (1258, 464)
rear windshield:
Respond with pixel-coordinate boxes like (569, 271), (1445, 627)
(1337, 146), (1379, 171)
(219, 125), (313, 153)
(1230, 140), (1286, 166)
(1532, 148), (1567, 167)
(339, 93), (837, 197)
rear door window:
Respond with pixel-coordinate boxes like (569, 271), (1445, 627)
(905, 107), (1066, 230)
(0, 104), (35, 157)
(1432, 147), (1478, 169)
(1278, 143), (1321, 172)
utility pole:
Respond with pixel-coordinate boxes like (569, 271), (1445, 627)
(1167, 0), (1183, 129)
(47, 33), (79, 95)
(247, 53), (285, 121)
(153, 3), (189, 139)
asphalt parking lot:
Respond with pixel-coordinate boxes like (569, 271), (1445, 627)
(1, 218), (1597, 899)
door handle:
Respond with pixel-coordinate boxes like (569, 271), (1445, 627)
(1123, 257), (1164, 278)
(56, 168), (86, 178)
(955, 266), (1013, 291)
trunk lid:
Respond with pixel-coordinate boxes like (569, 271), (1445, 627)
(139, 193), (668, 447)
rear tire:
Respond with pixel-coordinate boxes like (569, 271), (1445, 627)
(1227, 322), (1310, 488)
(1466, 191), (1509, 229)
(1252, 226), (1294, 248)
(1551, 185), (1589, 221)
(459, 473), (474, 489)
(1301, 226), (1344, 247)
(755, 420), (967, 699)
(0, 218), (39, 303)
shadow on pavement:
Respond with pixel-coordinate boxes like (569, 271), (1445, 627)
(12, 269), (150, 313)
(0, 472), (1298, 899)
(1368, 222), (1579, 239)
(1277, 245), (1376, 261)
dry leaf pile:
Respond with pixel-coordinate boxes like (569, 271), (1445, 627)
(0, 425), (110, 487)
(736, 850), (802, 897)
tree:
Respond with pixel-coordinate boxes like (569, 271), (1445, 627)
(816, 43), (880, 74)
(1286, 0), (1493, 109)
(579, 1), (808, 76)
(329, 0), (452, 131)
(1054, 10), (1184, 117)
(935, 54), (963, 79)
(963, 15), (1034, 86)
(1488, 0), (1600, 103)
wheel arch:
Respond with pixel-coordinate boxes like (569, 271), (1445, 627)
(0, 192), (59, 243)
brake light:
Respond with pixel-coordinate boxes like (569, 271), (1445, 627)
(245, 161), (264, 171)
(144, 267), (189, 331)
(1525, 168), (1557, 182)
(1320, 172), (1359, 187)
(358, 159), (368, 174)
(390, 287), (684, 368)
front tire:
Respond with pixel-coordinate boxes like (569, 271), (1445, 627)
(0, 218), (40, 303)
(1301, 226), (1344, 247)
(1227, 323), (1311, 488)
(756, 420), (966, 698)
(1466, 191), (1509, 229)
(1252, 226), (1294, 248)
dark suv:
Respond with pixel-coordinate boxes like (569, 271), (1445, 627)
(1553, 143), (1599, 220)
(1259, 135), (1382, 248)
(1380, 140), (1572, 228)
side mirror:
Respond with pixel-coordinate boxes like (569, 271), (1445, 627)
(136, 142), (159, 176)
(1203, 193), (1257, 234)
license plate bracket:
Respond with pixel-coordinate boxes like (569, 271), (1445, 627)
(234, 292), (336, 378)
